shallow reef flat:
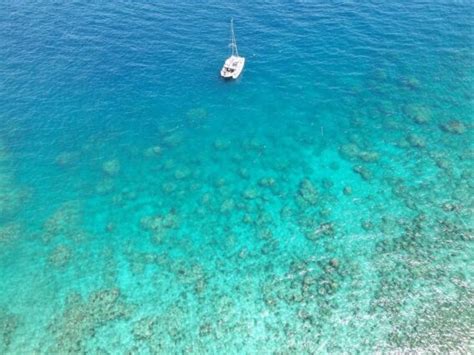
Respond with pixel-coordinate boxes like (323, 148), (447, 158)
(2, 90), (472, 352)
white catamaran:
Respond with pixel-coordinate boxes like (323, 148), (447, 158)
(220, 19), (245, 79)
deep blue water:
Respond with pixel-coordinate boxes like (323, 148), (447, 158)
(0, 1), (473, 353)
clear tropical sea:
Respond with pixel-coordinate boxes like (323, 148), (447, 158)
(0, 1), (473, 353)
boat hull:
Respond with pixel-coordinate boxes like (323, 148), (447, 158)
(220, 56), (245, 79)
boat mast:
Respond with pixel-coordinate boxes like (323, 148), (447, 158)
(230, 18), (238, 57)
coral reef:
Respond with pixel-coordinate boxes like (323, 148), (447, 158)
(43, 201), (83, 242)
(174, 167), (191, 180)
(370, 213), (474, 352)
(387, 283), (474, 352)
(296, 178), (318, 206)
(304, 221), (336, 241)
(95, 178), (115, 194)
(242, 187), (259, 200)
(220, 199), (235, 213)
(0, 309), (18, 354)
(401, 77), (421, 89)
(440, 120), (467, 135)
(140, 210), (179, 246)
(353, 165), (373, 181)
(343, 186), (353, 195)
(162, 133), (183, 147)
(261, 256), (346, 334)
(102, 159), (121, 176)
(0, 223), (22, 244)
(407, 134), (426, 148)
(339, 143), (380, 163)
(48, 245), (72, 267)
(143, 146), (162, 157)
(132, 316), (159, 341)
(49, 288), (135, 353)
(403, 104), (431, 124)
(258, 177), (276, 188)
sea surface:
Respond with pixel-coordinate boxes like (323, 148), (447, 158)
(0, 1), (473, 353)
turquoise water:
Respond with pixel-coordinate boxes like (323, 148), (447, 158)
(0, 1), (473, 353)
